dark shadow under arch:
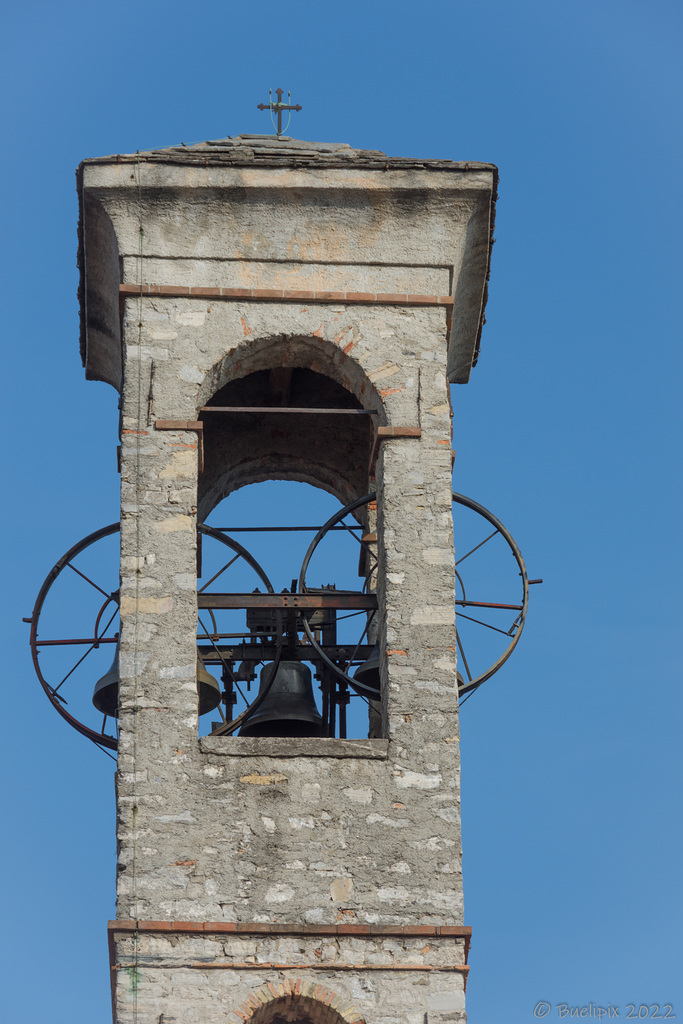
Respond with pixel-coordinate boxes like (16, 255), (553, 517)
(246, 992), (359, 1024)
(197, 332), (379, 414)
(198, 339), (383, 519)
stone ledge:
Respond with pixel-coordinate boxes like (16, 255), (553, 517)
(199, 736), (389, 759)
(109, 920), (471, 944)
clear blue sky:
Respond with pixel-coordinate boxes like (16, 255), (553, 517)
(1, 1), (681, 1021)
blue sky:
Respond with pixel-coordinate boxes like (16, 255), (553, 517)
(1, 1), (681, 1021)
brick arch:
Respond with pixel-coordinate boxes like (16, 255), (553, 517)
(234, 979), (365, 1024)
(197, 334), (383, 518)
(197, 332), (380, 415)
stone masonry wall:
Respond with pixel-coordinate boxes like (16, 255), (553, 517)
(77, 145), (496, 1021)
(111, 927), (468, 1024)
(116, 298), (462, 928)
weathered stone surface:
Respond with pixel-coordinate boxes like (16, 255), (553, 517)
(111, 932), (468, 1024)
(78, 132), (496, 1023)
(200, 737), (389, 759)
(78, 134), (496, 387)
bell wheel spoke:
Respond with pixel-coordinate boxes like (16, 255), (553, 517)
(52, 642), (98, 695)
(341, 610), (376, 674)
(36, 636), (118, 646)
(456, 610), (517, 637)
(455, 528), (499, 567)
(197, 551), (242, 594)
(66, 561), (114, 601)
(455, 629), (473, 683)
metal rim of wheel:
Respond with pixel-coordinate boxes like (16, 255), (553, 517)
(298, 492), (381, 700)
(297, 491), (530, 700)
(28, 523), (275, 751)
(451, 491), (529, 697)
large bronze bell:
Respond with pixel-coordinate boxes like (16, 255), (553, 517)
(352, 642), (381, 697)
(92, 646), (222, 717)
(239, 660), (323, 737)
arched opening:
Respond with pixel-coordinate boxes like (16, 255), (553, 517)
(196, 480), (379, 741)
(195, 330), (383, 516)
(193, 336), (383, 742)
(243, 990), (362, 1024)
(198, 364), (378, 521)
(192, 335), (384, 741)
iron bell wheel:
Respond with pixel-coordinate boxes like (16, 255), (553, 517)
(27, 523), (274, 752)
(297, 490), (534, 701)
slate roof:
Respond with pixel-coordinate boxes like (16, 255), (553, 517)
(80, 133), (497, 173)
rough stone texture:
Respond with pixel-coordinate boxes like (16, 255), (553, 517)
(78, 134), (497, 385)
(112, 932), (468, 1024)
(78, 134), (497, 1023)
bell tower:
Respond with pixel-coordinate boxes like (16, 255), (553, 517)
(75, 132), (498, 1024)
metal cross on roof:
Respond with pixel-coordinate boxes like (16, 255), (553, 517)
(257, 88), (302, 137)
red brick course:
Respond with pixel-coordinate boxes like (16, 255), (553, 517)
(119, 283), (453, 309)
(155, 419), (203, 431)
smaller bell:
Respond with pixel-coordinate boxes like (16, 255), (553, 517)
(196, 658), (222, 716)
(92, 646), (223, 718)
(92, 645), (120, 718)
(352, 643), (381, 698)
(235, 659), (257, 684)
